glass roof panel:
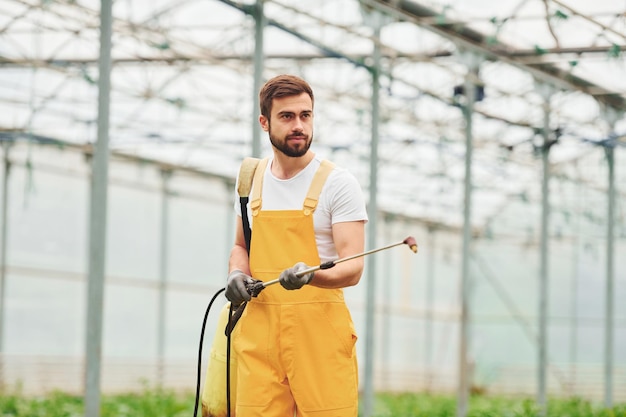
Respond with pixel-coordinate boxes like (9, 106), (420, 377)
(1, 0), (624, 231)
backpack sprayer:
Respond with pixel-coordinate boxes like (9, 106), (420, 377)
(192, 236), (418, 417)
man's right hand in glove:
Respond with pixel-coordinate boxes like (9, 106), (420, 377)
(225, 270), (254, 306)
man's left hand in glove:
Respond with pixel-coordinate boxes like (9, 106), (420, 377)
(279, 262), (314, 290)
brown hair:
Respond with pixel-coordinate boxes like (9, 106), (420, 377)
(259, 74), (314, 120)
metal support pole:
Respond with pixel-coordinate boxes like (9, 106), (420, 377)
(85, 0), (113, 415)
(251, 0), (265, 158)
(569, 166), (581, 396)
(362, 19), (382, 417)
(600, 106), (621, 408)
(381, 215), (392, 390)
(157, 170), (171, 388)
(457, 52), (478, 417)
(537, 83), (553, 415)
(0, 142), (11, 388)
(425, 226), (435, 391)
(604, 144), (615, 408)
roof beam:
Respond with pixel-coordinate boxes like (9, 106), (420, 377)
(2, 42), (623, 69)
(364, 0), (626, 110)
(0, 51), (453, 68)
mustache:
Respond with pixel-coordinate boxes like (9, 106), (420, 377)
(287, 132), (307, 138)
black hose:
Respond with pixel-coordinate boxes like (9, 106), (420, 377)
(226, 303), (235, 417)
(192, 287), (226, 417)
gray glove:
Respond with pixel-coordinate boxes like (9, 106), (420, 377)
(225, 270), (254, 305)
(279, 262), (314, 290)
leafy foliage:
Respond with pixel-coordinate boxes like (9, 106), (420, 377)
(369, 393), (626, 417)
(1, 388), (625, 417)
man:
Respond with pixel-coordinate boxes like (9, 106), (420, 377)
(225, 74), (368, 417)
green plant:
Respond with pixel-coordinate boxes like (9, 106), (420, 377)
(1, 388), (625, 417)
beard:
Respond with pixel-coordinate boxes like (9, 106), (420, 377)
(269, 130), (313, 158)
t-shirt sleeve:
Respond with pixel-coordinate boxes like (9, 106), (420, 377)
(326, 168), (369, 224)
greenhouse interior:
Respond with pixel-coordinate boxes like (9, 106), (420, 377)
(0, 0), (625, 416)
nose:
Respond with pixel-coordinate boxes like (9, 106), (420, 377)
(291, 117), (304, 132)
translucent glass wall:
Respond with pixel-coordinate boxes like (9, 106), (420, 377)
(1, 139), (623, 400)
(2, 140), (234, 393)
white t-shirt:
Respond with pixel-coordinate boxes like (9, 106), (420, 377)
(235, 156), (368, 262)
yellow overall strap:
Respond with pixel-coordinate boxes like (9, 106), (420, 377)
(249, 158), (335, 217)
(249, 157), (270, 217)
(237, 157), (260, 255)
(303, 160), (335, 216)
(237, 157), (260, 198)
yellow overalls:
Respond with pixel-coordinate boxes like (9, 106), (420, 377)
(233, 158), (359, 417)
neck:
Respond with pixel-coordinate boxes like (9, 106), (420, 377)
(271, 151), (315, 179)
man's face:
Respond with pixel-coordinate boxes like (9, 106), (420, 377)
(260, 93), (313, 158)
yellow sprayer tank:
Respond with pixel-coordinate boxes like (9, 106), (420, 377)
(201, 302), (237, 417)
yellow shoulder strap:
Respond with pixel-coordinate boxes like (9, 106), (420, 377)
(247, 158), (335, 216)
(237, 157), (261, 198)
(249, 157), (270, 217)
(237, 157), (262, 255)
(303, 160), (335, 216)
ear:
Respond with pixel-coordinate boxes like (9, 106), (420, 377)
(259, 115), (269, 132)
